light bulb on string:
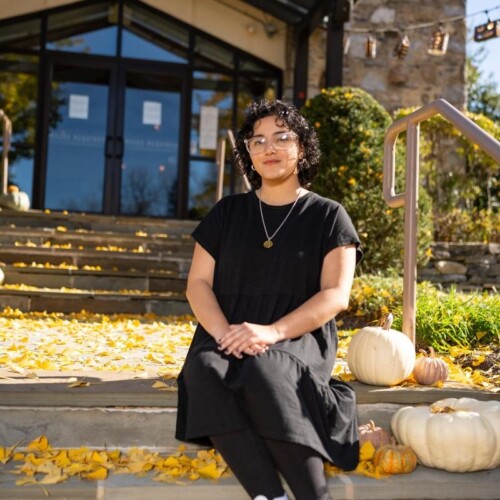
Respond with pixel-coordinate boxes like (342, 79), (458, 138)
(394, 34), (410, 59)
(428, 24), (449, 56)
(365, 35), (377, 59)
(343, 34), (351, 55)
(474, 10), (500, 42)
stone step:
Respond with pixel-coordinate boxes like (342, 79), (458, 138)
(0, 208), (199, 236)
(2, 265), (186, 293)
(0, 246), (191, 274)
(0, 461), (497, 500)
(1, 369), (497, 450)
(0, 226), (195, 253)
(0, 288), (191, 315)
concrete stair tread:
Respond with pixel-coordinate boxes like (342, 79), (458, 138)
(0, 209), (200, 235)
(0, 458), (499, 499)
(0, 288), (191, 315)
(1, 368), (497, 408)
(2, 265), (186, 293)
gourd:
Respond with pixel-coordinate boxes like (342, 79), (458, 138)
(347, 314), (415, 386)
(391, 397), (500, 472)
(413, 347), (448, 385)
(0, 191), (30, 211)
(0, 267), (4, 286)
(358, 420), (392, 448)
(373, 442), (417, 474)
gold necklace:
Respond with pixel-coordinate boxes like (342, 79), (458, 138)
(258, 191), (301, 249)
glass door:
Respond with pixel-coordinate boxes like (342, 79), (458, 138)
(118, 67), (183, 217)
(43, 58), (185, 216)
(44, 60), (114, 213)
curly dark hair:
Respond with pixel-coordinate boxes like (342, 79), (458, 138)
(233, 100), (320, 189)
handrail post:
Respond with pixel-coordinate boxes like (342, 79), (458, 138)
(403, 122), (420, 345)
(215, 137), (226, 202)
(0, 109), (12, 195)
(383, 98), (500, 345)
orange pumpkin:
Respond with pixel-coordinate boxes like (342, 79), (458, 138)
(373, 443), (417, 474)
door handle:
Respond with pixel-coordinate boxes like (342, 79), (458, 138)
(116, 137), (124, 159)
(105, 136), (114, 158)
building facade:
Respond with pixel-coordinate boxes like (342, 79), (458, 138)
(0, 0), (466, 219)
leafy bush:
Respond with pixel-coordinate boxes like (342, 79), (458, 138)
(303, 88), (433, 273)
(434, 208), (500, 243)
(394, 108), (499, 213)
(343, 275), (499, 350)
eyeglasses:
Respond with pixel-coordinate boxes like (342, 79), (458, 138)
(244, 131), (298, 155)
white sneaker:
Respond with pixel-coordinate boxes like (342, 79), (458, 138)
(253, 494), (288, 500)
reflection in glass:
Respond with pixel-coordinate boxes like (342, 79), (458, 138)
(120, 72), (181, 217)
(189, 72), (233, 218)
(194, 36), (234, 69)
(45, 67), (109, 212)
(0, 18), (41, 50)
(46, 1), (118, 55)
(189, 160), (231, 219)
(238, 76), (278, 125)
(0, 54), (39, 199)
(122, 3), (189, 63)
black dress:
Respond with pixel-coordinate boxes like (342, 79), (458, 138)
(175, 190), (362, 471)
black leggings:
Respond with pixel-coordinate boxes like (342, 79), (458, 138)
(210, 429), (331, 500)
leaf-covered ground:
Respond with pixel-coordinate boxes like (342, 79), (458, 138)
(0, 307), (498, 389)
(0, 307), (498, 487)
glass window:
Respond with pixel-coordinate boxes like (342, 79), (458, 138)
(194, 35), (234, 70)
(120, 71), (182, 217)
(188, 159), (231, 218)
(239, 54), (276, 73)
(45, 65), (110, 212)
(0, 54), (39, 200)
(46, 2), (118, 56)
(121, 3), (189, 63)
(238, 76), (278, 124)
(0, 18), (41, 51)
(191, 72), (233, 158)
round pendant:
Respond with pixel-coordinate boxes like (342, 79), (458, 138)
(263, 240), (273, 249)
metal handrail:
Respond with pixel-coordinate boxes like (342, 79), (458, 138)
(383, 98), (500, 344)
(0, 109), (12, 195)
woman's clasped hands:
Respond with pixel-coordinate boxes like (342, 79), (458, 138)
(217, 322), (282, 359)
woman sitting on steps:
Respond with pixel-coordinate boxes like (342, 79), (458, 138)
(176, 99), (362, 500)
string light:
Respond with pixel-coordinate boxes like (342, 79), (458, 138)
(342, 4), (500, 60)
(394, 34), (410, 59)
(474, 10), (500, 42)
(428, 24), (450, 56)
(365, 35), (377, 59)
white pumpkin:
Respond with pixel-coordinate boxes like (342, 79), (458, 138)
(391, 397), (500, 472)
(347, 314), (415, 386)
(0, 191), (30, 211)
(0, 267), (4, 285)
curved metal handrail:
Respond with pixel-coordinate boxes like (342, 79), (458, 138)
(0, 109), (12, 195)
(383, 98), (500, 344)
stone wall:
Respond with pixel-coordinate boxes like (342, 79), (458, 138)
(302, 0), (467, 114)
(418, 243), (500, 292)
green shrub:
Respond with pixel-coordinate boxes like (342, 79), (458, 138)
(394, 108), (499, 214)
(343, 274), (499, 350)
(434, 208), (500, 243)
(303, 88), (433, 273)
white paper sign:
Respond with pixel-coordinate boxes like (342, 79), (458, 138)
(69, 94), (89, 120)
(199, 106), (219, 150)
(143, 101), (162, 126)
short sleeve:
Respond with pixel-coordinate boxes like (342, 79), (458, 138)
(322, 203), (363, 264)
(191, 200), (224, 260)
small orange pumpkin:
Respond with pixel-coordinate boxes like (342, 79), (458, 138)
(413, 347), (449, 385)
(373, 443), (417, 474)
(358, 420), (392, 448)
